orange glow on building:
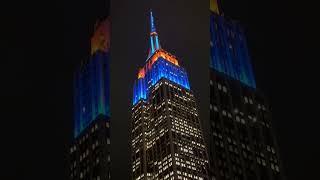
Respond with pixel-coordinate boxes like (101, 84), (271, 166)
(91, 17), (111, 55)
(138, 68), (145, 79)
(150, 49), (179, 66)
(137, 49), (180, 79)
(150, 32), (158, 36)
(210, 0), (220, 14)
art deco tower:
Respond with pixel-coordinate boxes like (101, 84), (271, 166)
(131, 11), (209, 180)
(209, 0), (285, 179)
(70, 16), (111, 180)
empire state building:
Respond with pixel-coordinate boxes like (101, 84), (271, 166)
(131, 11), (210, 180)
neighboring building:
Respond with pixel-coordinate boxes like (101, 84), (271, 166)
(70, 16), (111, 180)
(131, 11), (210, 180)
(209, 0), (285, 180)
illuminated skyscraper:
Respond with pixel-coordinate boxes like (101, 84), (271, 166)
(70, 16), (111, 180)
(209, 0), (285, 179)
(131, 11), (209, 180)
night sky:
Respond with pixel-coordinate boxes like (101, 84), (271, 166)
(1, 0), (317, 179)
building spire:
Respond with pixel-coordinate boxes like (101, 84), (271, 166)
(148, 10), (161, 59)
(150, 10), (156, 33)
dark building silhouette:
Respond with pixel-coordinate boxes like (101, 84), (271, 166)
(70, 16), (111, 180)
(131, 11), (210, 180)
(208, 0), (285, 180)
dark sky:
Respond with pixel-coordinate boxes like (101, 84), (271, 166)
(1, 0), (318, 179)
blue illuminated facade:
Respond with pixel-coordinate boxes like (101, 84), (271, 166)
(210, 12), (256, 88)
(145, 57), (190, 89)
(132, 11), (190, 105)
(73, 51), (110, 138)
(133, 53), (190, 105)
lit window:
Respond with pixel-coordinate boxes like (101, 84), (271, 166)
(244, 97), (248, 103)
(222, 110), (226, 116)
(223, 86), (227, 92)
(217, 83), (222, 90)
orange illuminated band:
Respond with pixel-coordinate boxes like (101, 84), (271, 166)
(137, 49), (179, 79)
(138, 68), (145, 79)
(210, 0), (220, 14)
(137, 50), (180, 79)
(91, 18), (111, 55)
(150, 32), (158, 36)
(150, 50), (179, 66)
